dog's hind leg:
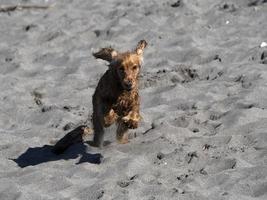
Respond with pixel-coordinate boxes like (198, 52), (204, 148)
(92, 110), (105, 147)
(116, 120), (129, 144)
(91, 95), (107, 148)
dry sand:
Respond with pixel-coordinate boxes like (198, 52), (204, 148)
(1, 0), (267, 199)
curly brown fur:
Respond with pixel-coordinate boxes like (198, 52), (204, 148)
(91, 40), (147, 147)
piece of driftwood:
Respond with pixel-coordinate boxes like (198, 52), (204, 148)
(52, 125), (92, 155)
(0, 4), (52, 12)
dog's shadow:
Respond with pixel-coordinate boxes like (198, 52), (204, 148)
(12, 142), (103, 168)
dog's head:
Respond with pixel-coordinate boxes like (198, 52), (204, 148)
(93, 40), (147, 91)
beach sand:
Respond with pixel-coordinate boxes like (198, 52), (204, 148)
(1, 0), (267, 199)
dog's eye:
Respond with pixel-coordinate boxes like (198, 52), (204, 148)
(133, 65), (138, 70)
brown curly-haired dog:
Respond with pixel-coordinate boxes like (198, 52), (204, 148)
(90, 40), (147, 148)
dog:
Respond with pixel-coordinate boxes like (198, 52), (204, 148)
(90, 40), (147, 147)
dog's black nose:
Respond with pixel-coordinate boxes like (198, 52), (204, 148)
(124, 81), (132, 90)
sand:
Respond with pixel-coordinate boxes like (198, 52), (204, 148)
(1, 0), (267, 199)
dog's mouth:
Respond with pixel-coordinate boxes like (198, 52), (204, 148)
(123, 85), (133, 91)
(122, 82), (133, 91)
(125, 87), (132, 91)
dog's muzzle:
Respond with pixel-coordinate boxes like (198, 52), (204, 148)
(124, 81), (133, 91)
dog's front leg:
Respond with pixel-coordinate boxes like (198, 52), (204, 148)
(121, 110), (141, 129)
(116, 120), (129, 144)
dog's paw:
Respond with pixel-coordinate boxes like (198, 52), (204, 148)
(122, 117), (139, 129)
(117, 135), (129, 144)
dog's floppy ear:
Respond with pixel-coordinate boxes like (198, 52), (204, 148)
(93, 47), (118, 62)
(135, 40), (147, 56)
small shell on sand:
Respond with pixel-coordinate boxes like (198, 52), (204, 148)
(260, 42), (267, 48)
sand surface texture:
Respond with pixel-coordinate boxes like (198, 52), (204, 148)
(1, 0), (267, 199)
